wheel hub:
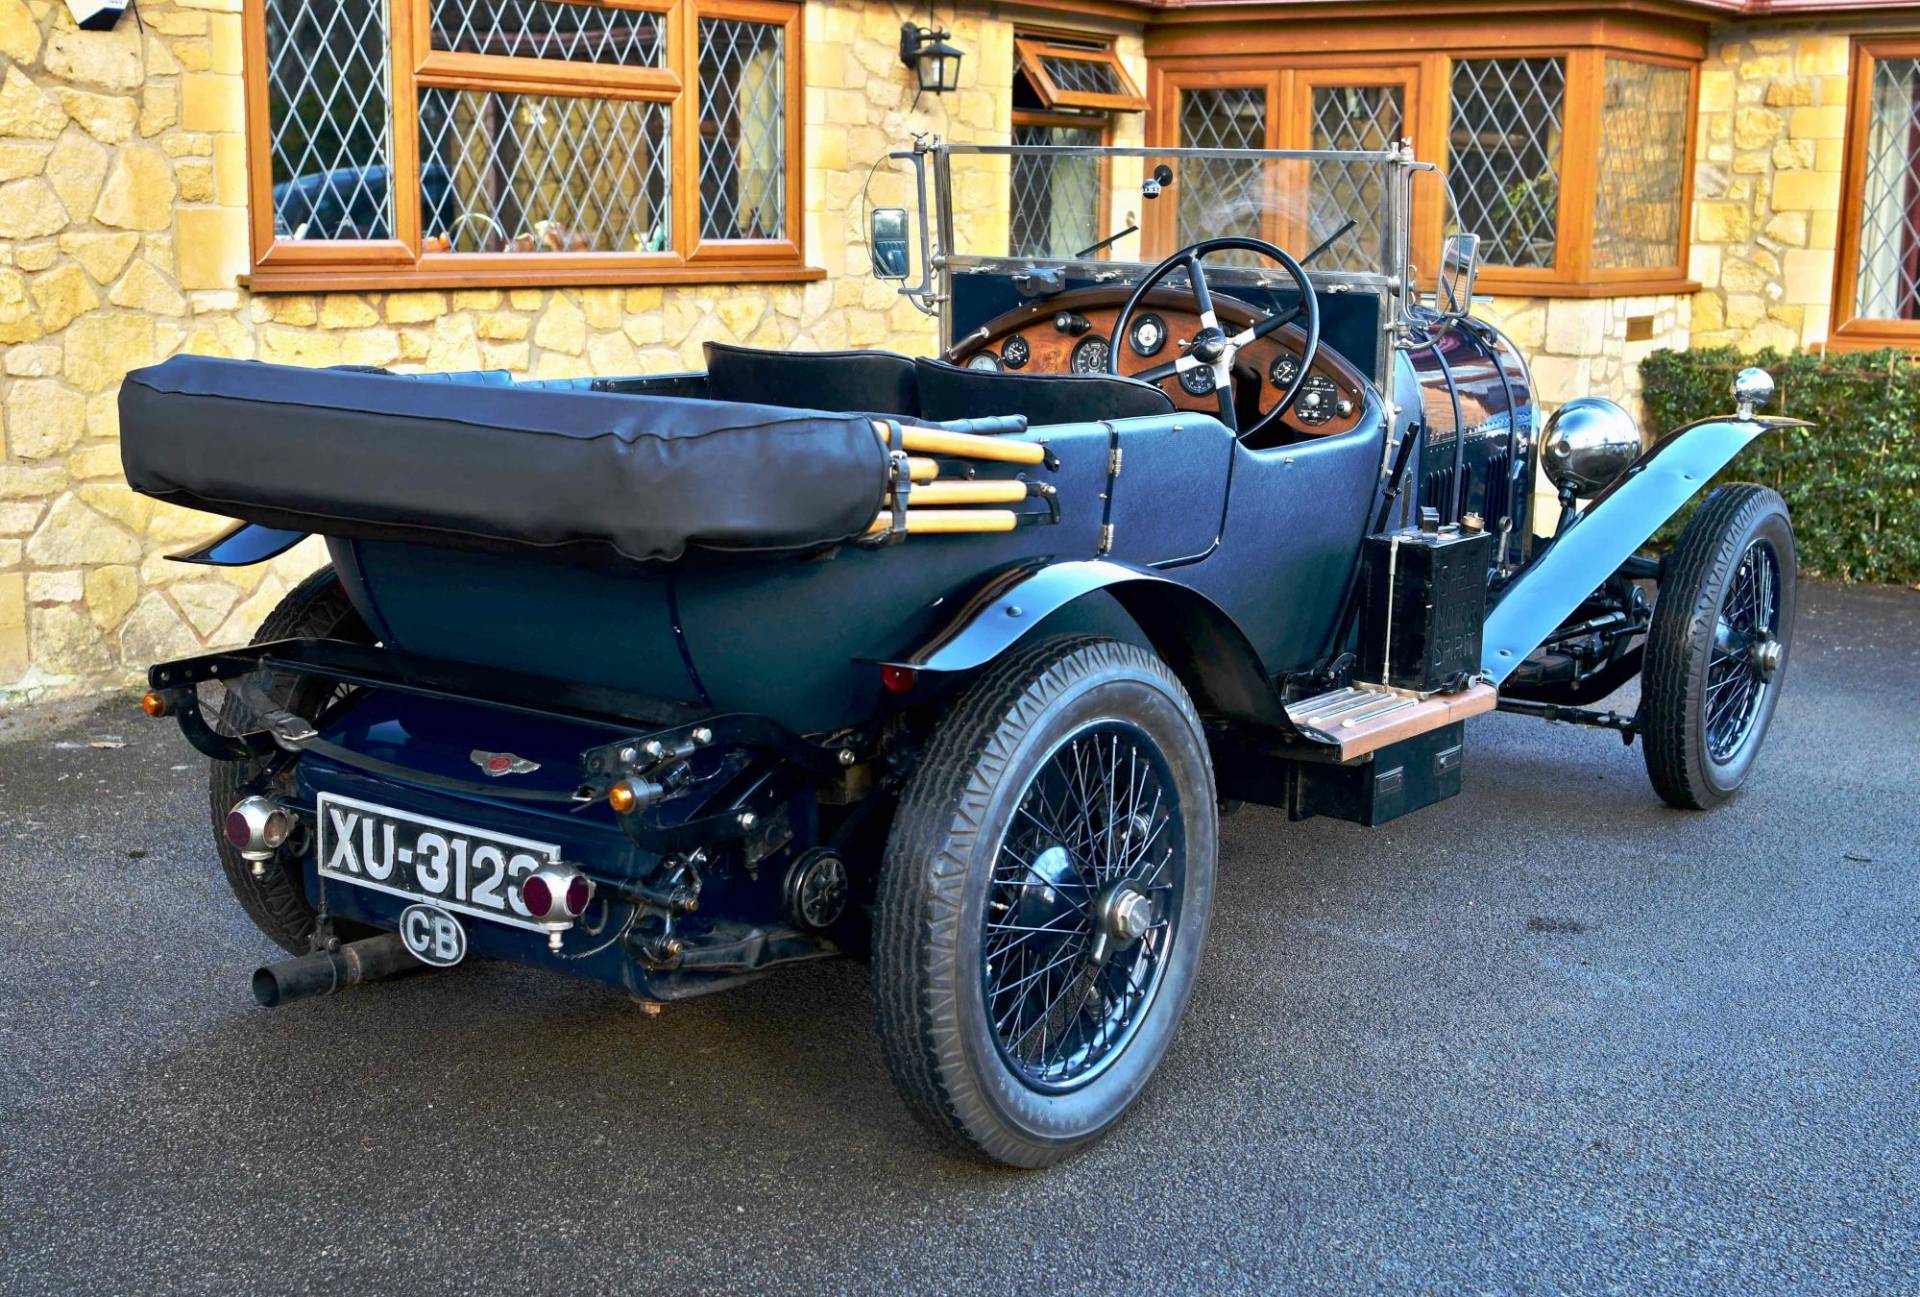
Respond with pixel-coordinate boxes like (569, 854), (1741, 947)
(1751, 632), (1783, 681)
(1098, 884), (1153, 945)
(1014, 843), (1080, 930)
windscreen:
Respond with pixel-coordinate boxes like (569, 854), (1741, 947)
(942, 146), (1401, 278)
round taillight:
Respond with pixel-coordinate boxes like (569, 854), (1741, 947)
(880, 664), (917, 694)
(223, 810), (253, 850)
(522, 874), (553, 918)
(564, 876), (592, 917)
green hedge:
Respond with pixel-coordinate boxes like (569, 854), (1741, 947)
(1638, 346), (1920, 585)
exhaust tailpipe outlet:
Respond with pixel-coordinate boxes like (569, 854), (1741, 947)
(251, 933), (421, 1008)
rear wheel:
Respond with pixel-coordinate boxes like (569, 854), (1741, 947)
(873, 636), (1217, 1166)
(209, 567), (375, 953)
(1642, 485), (1795, 809)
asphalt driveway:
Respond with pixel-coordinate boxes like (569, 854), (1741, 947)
(2, 580), (1916, 1296)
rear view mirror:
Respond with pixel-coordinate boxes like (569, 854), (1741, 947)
(870, 207), (911, 280)
(1438, 232), (1480, 317)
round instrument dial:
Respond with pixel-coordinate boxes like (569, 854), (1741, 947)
(1070, 336), (1111, 374)
(1129, 313), (1168, 357)
(1295, 373), (1340, 425)
(1268, 350), (1302, 390)
(1178, 364), (1217, 397)
(966, 352), (1002, 372)
(1002, 335), (1030, 369)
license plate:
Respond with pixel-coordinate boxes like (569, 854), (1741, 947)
(316, 793), (557, 932)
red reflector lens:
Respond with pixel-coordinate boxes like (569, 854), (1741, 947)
(223, 811), (252, 850)
(522, 875), (553, 918)
(880, 664), (917, 694)
(564, 876), (591, 917)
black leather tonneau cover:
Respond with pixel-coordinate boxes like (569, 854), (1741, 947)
(120, 356), (889, 563)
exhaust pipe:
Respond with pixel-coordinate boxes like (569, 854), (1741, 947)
(252, 933), (421, 1008)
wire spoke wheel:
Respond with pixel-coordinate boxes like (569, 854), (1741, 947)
(874, 636), (1217, 1167)
(983, 722), (1184, 1092)
(1643, 484), (1796, 810)
(1704, 538), (1782, 763)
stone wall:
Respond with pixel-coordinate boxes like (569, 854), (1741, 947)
(1688, 25), (1851, 352)
(1475, 291), (1693, 524)
(0, 0), (1146, 703)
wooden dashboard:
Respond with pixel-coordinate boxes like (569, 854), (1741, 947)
(945, 285), (1368, 440)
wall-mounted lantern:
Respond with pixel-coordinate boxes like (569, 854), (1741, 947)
(899, 15), (964, 100)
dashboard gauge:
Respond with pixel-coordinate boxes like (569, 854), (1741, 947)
(1002, 335), (1031, 369)
(1070, 336), (1111, 374)
(965, 351), (1002, 372)
(1178, 364), (1217, 397)
(1128, 313), (1168, 357)
(1268, 351), (1302, 390)
(1295, 373), (1340, 425)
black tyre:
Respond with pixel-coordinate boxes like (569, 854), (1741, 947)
(873, 636), (1217, 1167)
(1642, 485), (1795, 810)
(209, 567), (375, 953)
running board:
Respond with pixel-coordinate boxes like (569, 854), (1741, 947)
(1286, 683), (1498, 762)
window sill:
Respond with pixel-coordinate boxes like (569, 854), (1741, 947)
(1821, 320), (1920, 351)
(1475, 275), (1702, 301)
(240, 262), (827, 295)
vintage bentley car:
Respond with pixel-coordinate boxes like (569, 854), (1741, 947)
(123, 140), (1799, 1167)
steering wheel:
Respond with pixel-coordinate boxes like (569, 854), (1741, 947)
(1108, 235), (1321, 442)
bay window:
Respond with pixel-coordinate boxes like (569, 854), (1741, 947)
(246, 0), (807, 291)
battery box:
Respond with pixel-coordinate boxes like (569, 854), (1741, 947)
(1288, 722), (1466, 827)
(1357, 522), (1494, 692)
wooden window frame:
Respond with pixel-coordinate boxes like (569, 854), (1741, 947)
(1145, 66), (1282, 257)
(1144, 13), (1705, 299)
(1831, 37), (1920, 348)
(242, 0), (815, 292)
(1016, 34), (1146, 114)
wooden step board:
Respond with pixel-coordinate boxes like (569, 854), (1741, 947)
(1286, 683), (1498, 762)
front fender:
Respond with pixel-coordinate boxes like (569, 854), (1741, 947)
(1482, 413), (1806, 684)
(893, 558), (1292, 729)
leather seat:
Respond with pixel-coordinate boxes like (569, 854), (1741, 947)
(913, 358), (1176, 425)
(704, 342), (920, 417)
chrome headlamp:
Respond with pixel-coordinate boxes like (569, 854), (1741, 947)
(1542, 397), (1644, 498)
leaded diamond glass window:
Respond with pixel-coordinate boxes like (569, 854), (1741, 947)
(430, 0), (665, 67)
(418, 89), (671, 252)
(266, 0), (395, 240)
(1011, 123), (1104, 259)
(1853, 56), (1920, 319)
(1042, 57), (1121, 98)
(1592, 59), (1691, 271)
(1309, 84), (1404, 268)
(1178, 86), (1268, 249)
(1447, 57), (1566, 269)
(699, 17), (786, 241)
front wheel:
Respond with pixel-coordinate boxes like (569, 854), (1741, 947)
(873, 636), (1217, 1167)
(1642, 484), (1796, 809)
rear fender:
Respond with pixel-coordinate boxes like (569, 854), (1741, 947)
(169, 520), (310, 566)
(1482, 413), (1807, 684)
(893, 559), (1292, 729)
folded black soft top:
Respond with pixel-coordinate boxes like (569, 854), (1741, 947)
(120, 355), (890, 563)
